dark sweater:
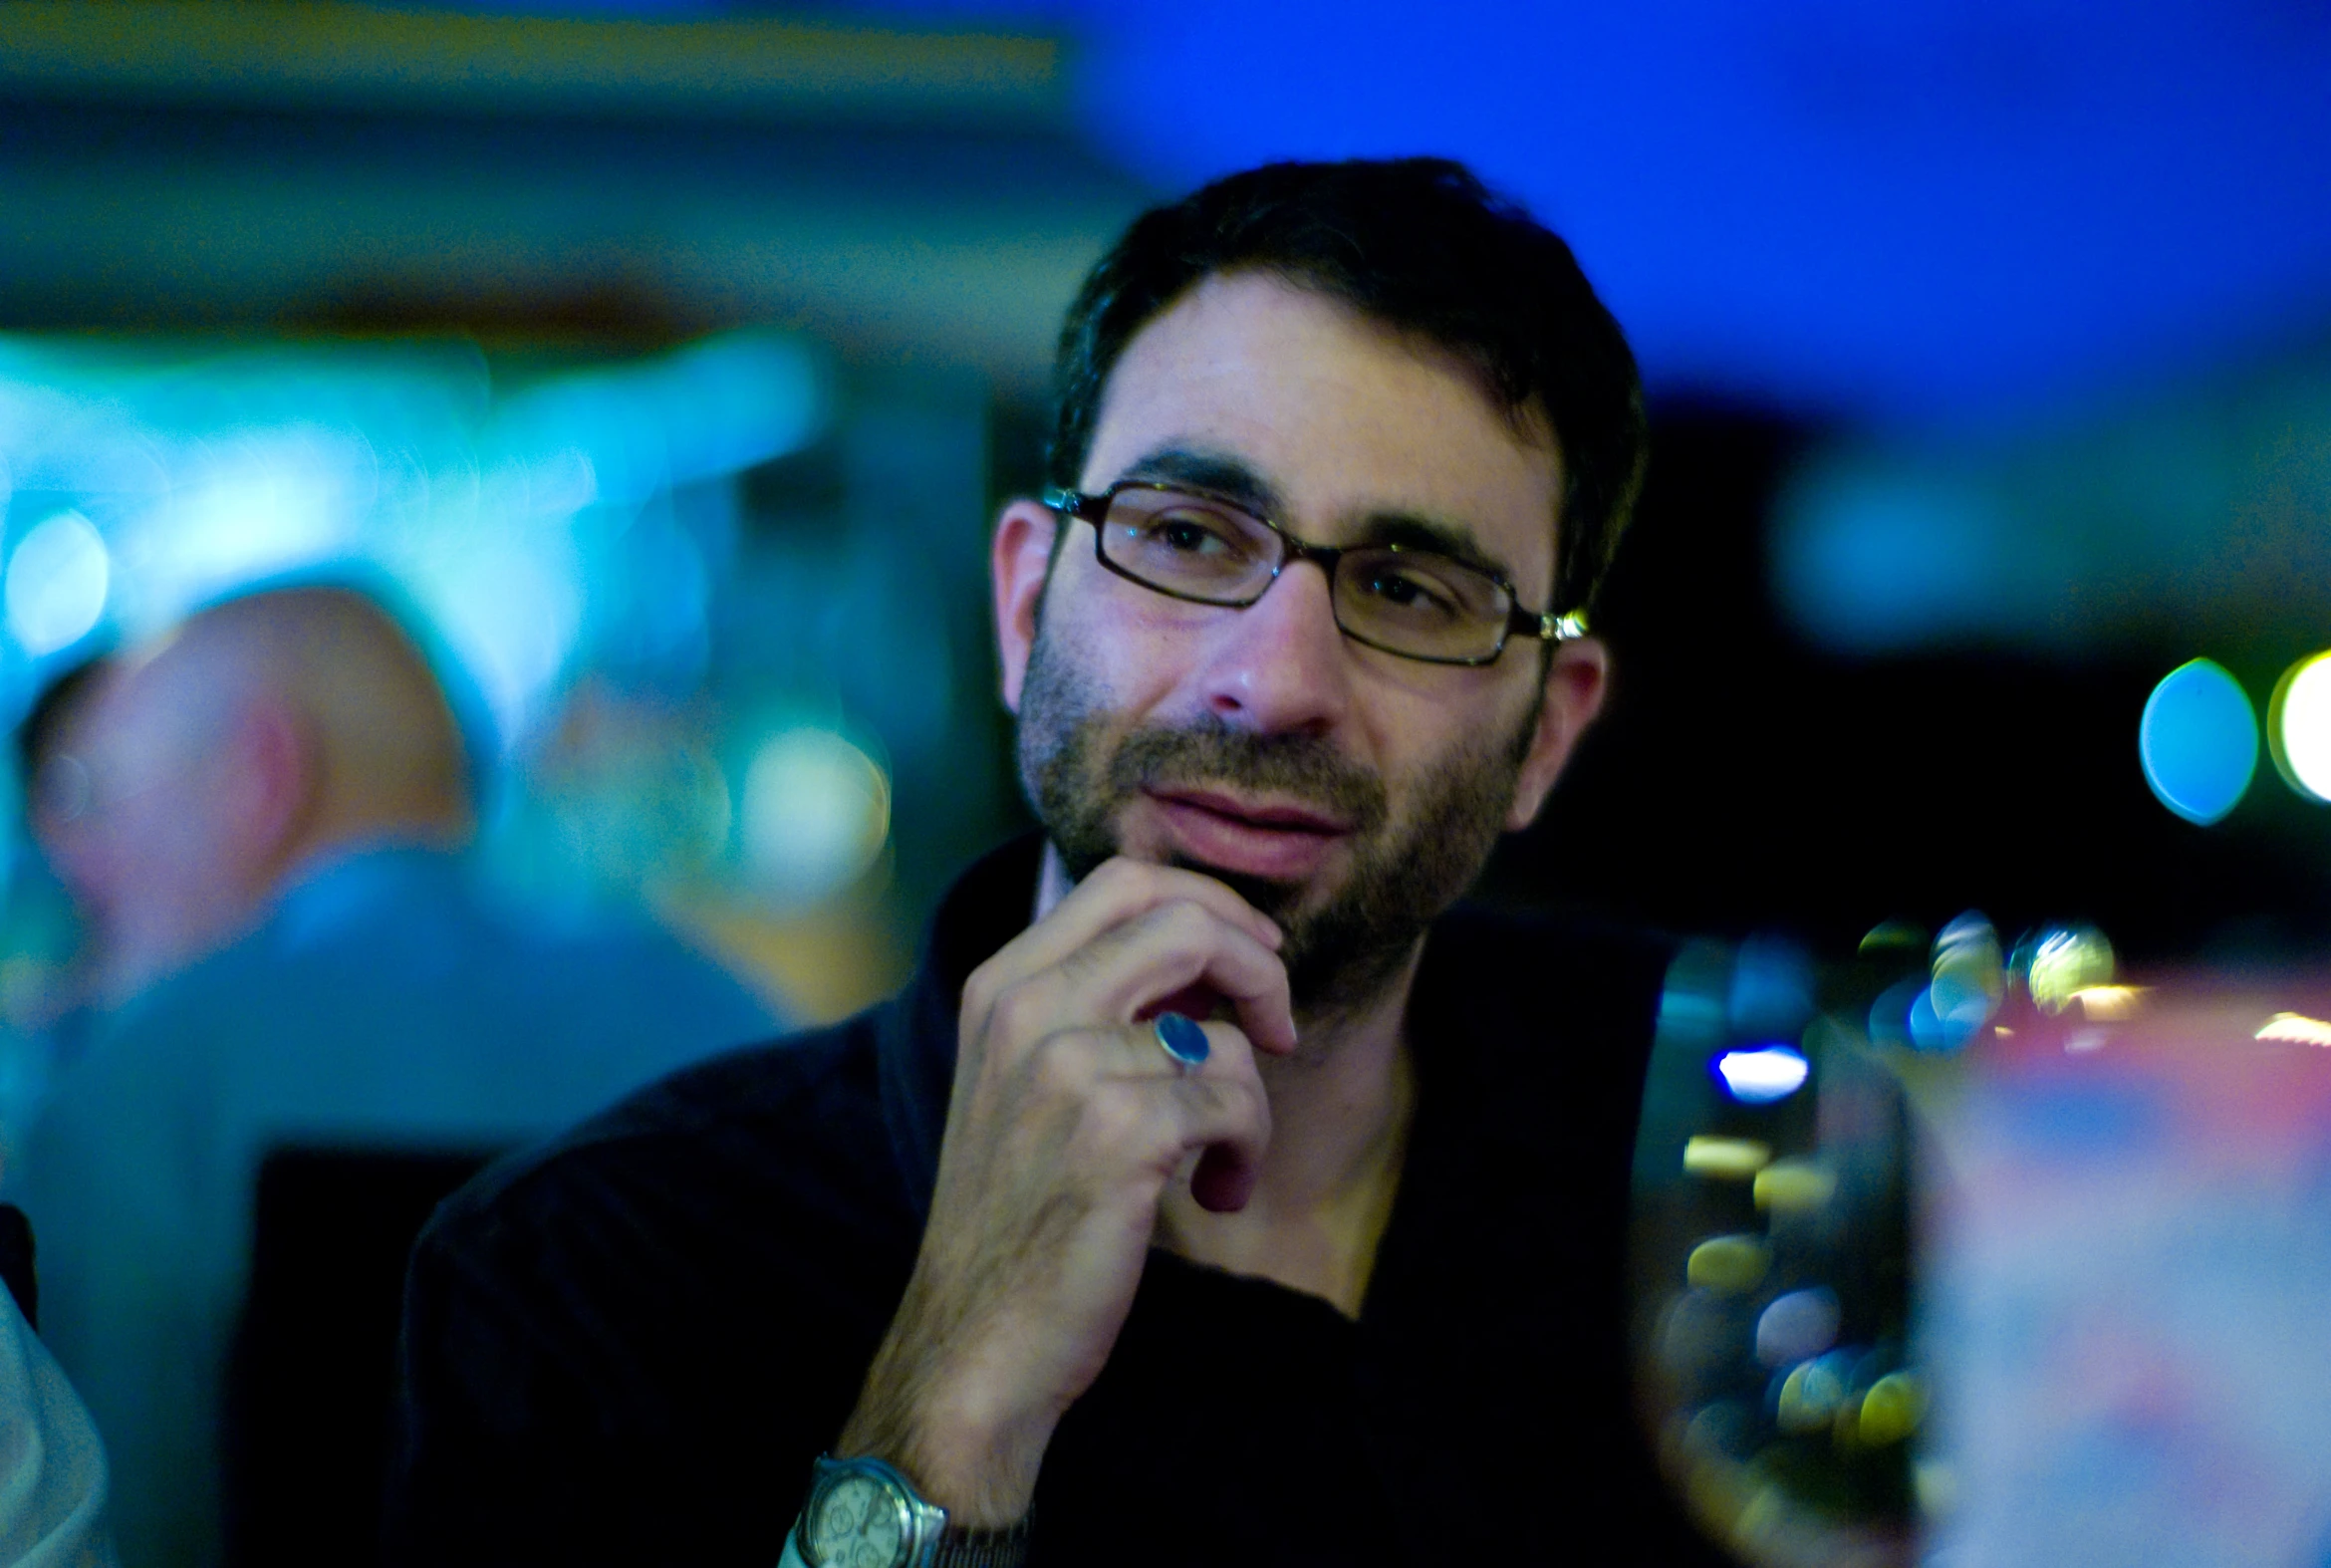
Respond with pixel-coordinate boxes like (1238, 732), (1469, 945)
(388, 837), (1730, 1566)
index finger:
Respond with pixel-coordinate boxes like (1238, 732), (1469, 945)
(977, 858), (1282, 1011)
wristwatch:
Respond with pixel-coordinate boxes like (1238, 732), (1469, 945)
(792, 1454), (1031, 1568)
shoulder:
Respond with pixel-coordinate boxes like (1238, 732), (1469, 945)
(415, 1006), (912, 1307)
(393, 1007), (921, 1553)
(366, 866), (786, 1032)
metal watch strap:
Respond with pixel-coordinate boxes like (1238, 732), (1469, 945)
(928, 1518), (1031, 1568)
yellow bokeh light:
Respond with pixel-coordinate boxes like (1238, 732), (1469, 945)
(1857, 1373), (1928, 1446)
(2071, 984), (2146, 1021)
(1752, 1159), (1837, 1212)
(1685, 1235), (1771, 1293)
(1682, 1136), (1771, 1179)
(2268, 651), (2331, 803)
(2027, 925), (2114, 1014)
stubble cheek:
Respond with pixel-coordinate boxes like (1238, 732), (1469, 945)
(1015, 623), (1138, 882)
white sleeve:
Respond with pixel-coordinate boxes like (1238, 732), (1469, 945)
(777, 1525), (811, 1568)
(0, 1290), (118, 1568)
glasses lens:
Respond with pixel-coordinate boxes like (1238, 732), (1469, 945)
(1335, 548), (1512, 661)
(1097, 488), (1279, 603)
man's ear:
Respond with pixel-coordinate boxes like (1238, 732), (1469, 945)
(992, 498), (1060, 715)
(1504, 635), (1611, 831)
(226, 699), (318, 871)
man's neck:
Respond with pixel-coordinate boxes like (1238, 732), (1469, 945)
(1035, 842), (1424, 1317)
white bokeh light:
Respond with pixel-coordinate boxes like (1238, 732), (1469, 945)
(740, 729), (890, 906)
(2272, 652), (2331, 803)
(6, 510), (110, 654)
(1714, 1044), (1811, 1104)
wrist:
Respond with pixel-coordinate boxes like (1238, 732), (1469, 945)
(836, 1392), (1050, 1529)
(839, 1311), (1063, 1527)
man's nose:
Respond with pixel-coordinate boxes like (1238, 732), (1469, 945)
(1193, 560), (1353, 736)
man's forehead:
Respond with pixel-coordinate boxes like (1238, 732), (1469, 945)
(1080, 272), (1563, 587)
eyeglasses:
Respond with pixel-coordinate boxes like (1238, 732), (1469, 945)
(1043, 481), (1587, 667)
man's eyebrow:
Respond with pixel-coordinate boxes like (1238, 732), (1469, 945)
(1114, 446), (1284, 517)
(1350, 513), (1517, 585)
(1112, 445), (1526, 588)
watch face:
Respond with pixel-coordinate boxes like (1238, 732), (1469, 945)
(808, 1471), (909, 1568)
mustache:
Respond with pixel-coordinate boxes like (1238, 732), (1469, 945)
(1105, 720), (1388, 834)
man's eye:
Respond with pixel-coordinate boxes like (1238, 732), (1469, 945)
(1148, 512), (1239, 555)
(1359, 567), (1460, 618)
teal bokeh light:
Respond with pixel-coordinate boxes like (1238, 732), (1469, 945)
(2139, 658), (2257, 825)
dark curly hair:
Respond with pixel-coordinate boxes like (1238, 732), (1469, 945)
(1047, 157), (1647, 616)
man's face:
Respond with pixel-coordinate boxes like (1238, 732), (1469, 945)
(995, 271), (1607, 1012)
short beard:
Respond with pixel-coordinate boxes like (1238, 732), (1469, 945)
(1015, 623), (1534, 1020)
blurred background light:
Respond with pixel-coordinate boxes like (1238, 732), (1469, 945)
(2255, 1011), (2331, 1047)
(739, 727), (892, 907)
(1724, 933), (1814, 1040)
(1751, 1159), (1836, 1213)
(1909, 912), (2004, 1052)
(2138, 657), (2257, 825)
(2267, 651), (2331, 804)
(1770, 461), (2040, 653)
(1774, 1352), (1853, 1435)
(2024, 924), (2116, 1014)
(1755, 1288), (1841, 1370)
(1855, 1372), (1925, 1447)
(1712, 1045), (1810, 1105)
(1684, 1234), (1770, 1294)
(0, 330), (832, 743)
(1682, 1136), (1771, 1180)
(5, 510), (109, 655)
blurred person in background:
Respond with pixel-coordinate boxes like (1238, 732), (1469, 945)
(17, 654), (118, 992)
(10, 585), (781, 1568)
(392, 159), (1732, 1567)
(0, 654), (117, 1168)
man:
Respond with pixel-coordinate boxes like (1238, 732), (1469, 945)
(12, 586), (780, 1568)
(391, 159), (1722, 1566)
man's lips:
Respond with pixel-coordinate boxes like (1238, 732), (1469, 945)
(1144, 788), (1355, 836)
(1140, 787), (1357, 883)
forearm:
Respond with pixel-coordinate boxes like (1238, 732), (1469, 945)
(834, 1285), (1057, 1528)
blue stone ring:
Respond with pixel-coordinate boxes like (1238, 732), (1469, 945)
(1153, 1011), (1211, 1072)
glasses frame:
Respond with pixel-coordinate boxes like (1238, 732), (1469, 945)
(1043, 481), (1588, 667)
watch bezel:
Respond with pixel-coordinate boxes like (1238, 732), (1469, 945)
(801, 1456), (929, 1568)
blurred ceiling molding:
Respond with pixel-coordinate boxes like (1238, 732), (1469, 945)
(0, 1), (1067, 127)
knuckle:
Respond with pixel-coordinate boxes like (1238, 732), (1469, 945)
(983, 974), (1053, 1044)
(957, 963), (1000, 1029)
(1025, 1028), (1101, 1098)
(1156, 898), (1215, 949)
(1236, 1078), (1273, 1134)
(1092, 857), (1150, 896)
(1080, 1080), (1153, 1149)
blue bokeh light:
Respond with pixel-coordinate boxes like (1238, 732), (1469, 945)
(2138, 657), (2257, 825)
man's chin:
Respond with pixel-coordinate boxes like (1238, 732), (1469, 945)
(1159, 852), (1309, 924)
